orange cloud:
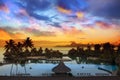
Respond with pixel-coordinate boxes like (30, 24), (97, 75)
(0, 29), (11, 40)
(76, 12), (84, 19)
(11, 32), (26, 39)
(0, 28), (26, 40)
(57, 7), (72, 14)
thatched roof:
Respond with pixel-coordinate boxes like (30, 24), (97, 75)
(52, 61), (71, 73)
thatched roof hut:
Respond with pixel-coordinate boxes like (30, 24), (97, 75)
(52, 61), (71, 73)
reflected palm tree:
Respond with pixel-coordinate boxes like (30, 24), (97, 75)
(10, 63), (18, 76)
(19, 60), (27, 74)
(10, 63), (14, 76)
(8, 59), (18, 76)
(10, 60), (28, 76)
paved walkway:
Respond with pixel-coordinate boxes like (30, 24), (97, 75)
(0, 76), (120, 80)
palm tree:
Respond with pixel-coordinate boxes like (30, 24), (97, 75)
(85, 44), (92, 57)
(38, 47), (43, 56)
(4, 39), (16, 58)
(117, 44), (120, 54)
(16, 42), (26, 58)
(76, 46), (84, 57)
(68, 48), (77, 58)
(94, 44), (101, 52)
(102, 42), (115, 64)
(16, 42), (23, 53)
(102, 42), (112, 57)
(31, 48), (37, 56)
(4, 39), (16, 52)
(94, 44), (101, 57)
(23, 37), (34, 52)
(87, 44), (91, 51)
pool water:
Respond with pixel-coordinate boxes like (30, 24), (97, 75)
(0, 61), (118, 76)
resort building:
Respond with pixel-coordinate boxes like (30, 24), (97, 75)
(52, 61), (72, 76)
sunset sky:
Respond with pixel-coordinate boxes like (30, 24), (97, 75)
(0, 0), (120, 46)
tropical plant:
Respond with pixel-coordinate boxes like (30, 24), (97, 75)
(4, 39), (16, 52)
(16, 42), (23, 52)
(4, 39), (16, 58)
(94, 44), (101, 57)
(94, 44), (101, 52)
(117, 44), (120, 54)
(101, 42), (115, 64)
(23, 37), (34, 51)
(38, 47), (43, 56)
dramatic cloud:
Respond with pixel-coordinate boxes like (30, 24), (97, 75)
(58, 0), (87, 12)
(95, 21), (112, 29)
(0, 1), (9, 13)
(23, 27), (56, 37)
(87, 0), (120, 19)
(0, 0), (120, 45)
(16, 0), (55, 20)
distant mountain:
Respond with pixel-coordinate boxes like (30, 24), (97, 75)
(55, 42), (87, 47)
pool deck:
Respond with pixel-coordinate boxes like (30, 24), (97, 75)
(0, 76), (120, 80)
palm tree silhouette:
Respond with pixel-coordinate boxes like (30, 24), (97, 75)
(17, 42), (23, 52)
(4, 39), (16, 58)
(94, 44), (101, 56)
(4, 39), (16, 52)
(23, 37), (34, 56)
(23, 37), (34, 51)
(102, 42), (111, 51)
(94, 44), (101, 52)
(102, 42), (116, 64)
(117, 44), (120, 54)
(86, 43), (91, 51)
(16, 42), (24, 58)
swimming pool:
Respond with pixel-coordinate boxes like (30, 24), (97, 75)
(0, 60), (118, 76)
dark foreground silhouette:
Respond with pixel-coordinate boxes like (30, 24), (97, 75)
(0, 76), (120, 80)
